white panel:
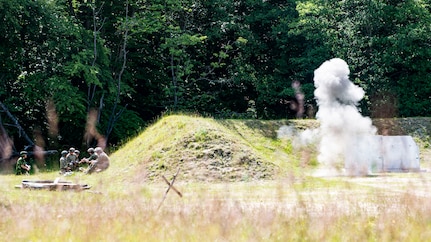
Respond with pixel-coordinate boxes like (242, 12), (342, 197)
(379, 136), (420, 172)
(344, 135), (420, 174)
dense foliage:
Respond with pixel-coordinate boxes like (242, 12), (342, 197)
(0, 0), (430, 151)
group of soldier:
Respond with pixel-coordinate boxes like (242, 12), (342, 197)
(15, 146), (110, 175)
(59, 147), (110, 175)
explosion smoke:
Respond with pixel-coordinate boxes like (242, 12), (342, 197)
(313, 58), (377, 174)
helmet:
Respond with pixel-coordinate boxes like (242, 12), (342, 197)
(74, 150), (80, 154)
(69, 147), (75, 152)
(87, 148), (95, 153)
(61, 150), (68, 155)
(94, 147), (103, 153)
(20, 151), (28, 156)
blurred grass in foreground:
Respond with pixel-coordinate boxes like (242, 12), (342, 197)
(1, 172), (431, 241)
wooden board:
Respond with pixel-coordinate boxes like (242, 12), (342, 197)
(15, 179), (91, 191)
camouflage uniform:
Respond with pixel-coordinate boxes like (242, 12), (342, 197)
(86, 147), (109, 174)
(66, 148), (77, 171)
(87, 153), (98, 162)
(78, 148), (98, 171)
(15, 156), (30, 175)
(59, 150), (68, 173)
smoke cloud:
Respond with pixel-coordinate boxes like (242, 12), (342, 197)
(313, 58), (377, 175)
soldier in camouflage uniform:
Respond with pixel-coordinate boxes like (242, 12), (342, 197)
(15, 151), (31, 175)
(73, 150), (80, 170)
(65, 147), (77, 171)
(59, 150), (68, 174)
(78, 147), (98, 169)
(85, 147), (109, 174)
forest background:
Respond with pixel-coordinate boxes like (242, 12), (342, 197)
(1, 0), (430, 158)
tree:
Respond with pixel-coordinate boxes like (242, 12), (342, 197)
(292, 0), (431, 117)
(67, 0), (144, 145)
(0, 0), (89, 148)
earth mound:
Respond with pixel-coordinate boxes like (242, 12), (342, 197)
(110, 115), (293, 183)
(109, 115), (431, 183)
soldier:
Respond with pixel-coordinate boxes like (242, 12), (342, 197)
(59, 150), (68, 174)
(85, 147), (110, 174)
(73, 150), (80, 170)
(15, 151), (31, 175)
(66, 147), (77, 171)
(78, 148), (98, 167)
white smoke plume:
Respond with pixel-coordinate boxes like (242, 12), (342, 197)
(313, 58), (377, 175)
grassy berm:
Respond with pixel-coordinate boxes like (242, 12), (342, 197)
(109, 115), (316, 184)
(108, 114), (431, 184)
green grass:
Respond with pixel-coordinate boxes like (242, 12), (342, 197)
(1, 114), (431, 241)
(3, 173), (431, 241)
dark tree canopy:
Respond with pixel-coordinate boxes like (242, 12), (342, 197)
(0, 0), (430, 157)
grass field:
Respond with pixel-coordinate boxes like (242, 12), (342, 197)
(2, 172), (431, 241)
(1, 115), (431, 241)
